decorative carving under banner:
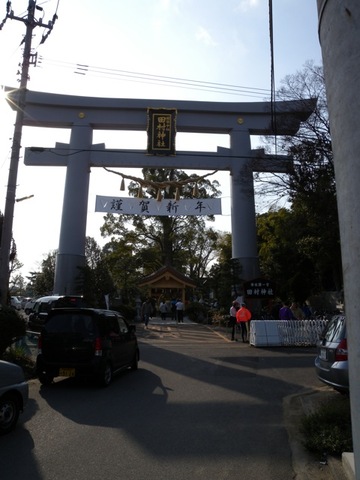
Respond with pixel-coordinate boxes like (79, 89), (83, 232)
(95, 196), (221, 216)
(147, 108), (177, 155)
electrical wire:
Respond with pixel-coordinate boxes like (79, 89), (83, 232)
(268, 0), (278, 153)
(268, 0), (276, 131)
(36, 56), (272, 100)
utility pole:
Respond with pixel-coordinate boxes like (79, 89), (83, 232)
(0, 0), (56, 306)
(317, 1), (360, 478)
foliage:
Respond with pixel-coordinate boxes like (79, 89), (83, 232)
(207, 232), (234, 308)
(0, 306), (26, 358)
(207, 308), (228, 327)
(0, 210), (24, 298)
(3, 346), (36, 380)
(300, 395), (352, 456)
(28, 251), (57, 296)
(257, 205), (341, 302)
(100, 167), (222, 286)
(25, 239), (116, 304)
(185, 301), (209, 323)
(257, 61), (331, 199)
(79, 237), (116, 307)
(255, 61), (342, 298)
(257, 208), (318, 302)
(102, 238), (143, 305)
(111, 303), (137, 323)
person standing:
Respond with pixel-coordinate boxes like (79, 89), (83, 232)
(301, 302), (312, 319)
(229, 301), (240, 341)
(290, 302), (304, 320)
(141, 298), (153, 328)
(279, 301), (295, 320)
(175, 299), (184, 323)
(159, 301), (168, 321)
(171, 298), (177, 320)
(236, 303), (252, 343)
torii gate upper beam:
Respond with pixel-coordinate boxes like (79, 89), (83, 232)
(7, 87), (315, 135)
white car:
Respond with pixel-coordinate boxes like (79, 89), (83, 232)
(10, 296), (22, 310)
(24, 298), (37, 315)
(0, 360), (28, 434)
(21, 297), (32, 309)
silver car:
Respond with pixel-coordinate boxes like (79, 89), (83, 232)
(24, 298), (37, 315)
(0, 360), (29, 434)
(315, 315), (348, 393)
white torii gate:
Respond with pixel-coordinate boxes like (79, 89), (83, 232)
(7, 88), (315, 295)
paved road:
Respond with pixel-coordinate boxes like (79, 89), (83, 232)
(1, 322), (327, 480)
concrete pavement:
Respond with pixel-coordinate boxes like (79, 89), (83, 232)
(204, 319), (355, 480)
(25, 316), (355, 479)
(143, 317), (354, 480)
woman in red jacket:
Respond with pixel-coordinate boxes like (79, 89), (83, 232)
(236, 303), (252, 343)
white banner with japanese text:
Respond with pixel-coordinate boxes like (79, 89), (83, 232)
(95, 196), (222, 216)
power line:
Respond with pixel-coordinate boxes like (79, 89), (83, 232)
(36, 56), (272, 100)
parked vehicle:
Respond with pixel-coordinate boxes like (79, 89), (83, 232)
(10, 296), (22, 310)
(24, 298), (37, 315)
(21, 297), (31, 309)
(0, 360), (29, 434)
(315, 315), (348, 393)
(28, 295), (87, 331)
(36, 308), (139, 387)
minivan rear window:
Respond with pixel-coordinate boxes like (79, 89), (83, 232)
(45, 313), (96, 336)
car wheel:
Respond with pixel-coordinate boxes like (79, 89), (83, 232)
(98, 363), (112, 387)
(0, 393), (20, 435)
(130, 351), (139, 371)
(38, 372), (54, 386)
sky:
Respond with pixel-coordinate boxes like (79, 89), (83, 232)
(0, 0), (323, 279)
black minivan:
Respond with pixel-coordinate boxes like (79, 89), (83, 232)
(36, 308), (139, 387)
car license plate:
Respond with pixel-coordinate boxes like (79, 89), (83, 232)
(319, 348), (327, 361)
(59, 368), (75, 377)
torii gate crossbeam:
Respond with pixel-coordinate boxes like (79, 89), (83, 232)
(6, 88), (316, 296)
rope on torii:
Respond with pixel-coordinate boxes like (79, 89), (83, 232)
(103, 167), (218, 199)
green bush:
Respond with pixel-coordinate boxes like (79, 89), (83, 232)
(300, 395), (353, 456)
(112, 304), (137, 323)
(185, 302), (211, 323)
(3, 346), (36, 379)
(207, 308), (228, 326)
(0, 306), (26, 358)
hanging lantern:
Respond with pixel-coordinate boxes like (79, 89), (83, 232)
(120, 178), (125, 191)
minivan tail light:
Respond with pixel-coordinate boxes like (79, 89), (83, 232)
(335, 338), (348, 361)
(94, 337), (102, 356)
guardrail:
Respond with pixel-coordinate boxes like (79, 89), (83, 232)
(249, 319), (329, 347)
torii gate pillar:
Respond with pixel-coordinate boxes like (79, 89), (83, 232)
(5, 89), (316, 296)
(230, 128), (260, 289)
(55, 124), (92, 294)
